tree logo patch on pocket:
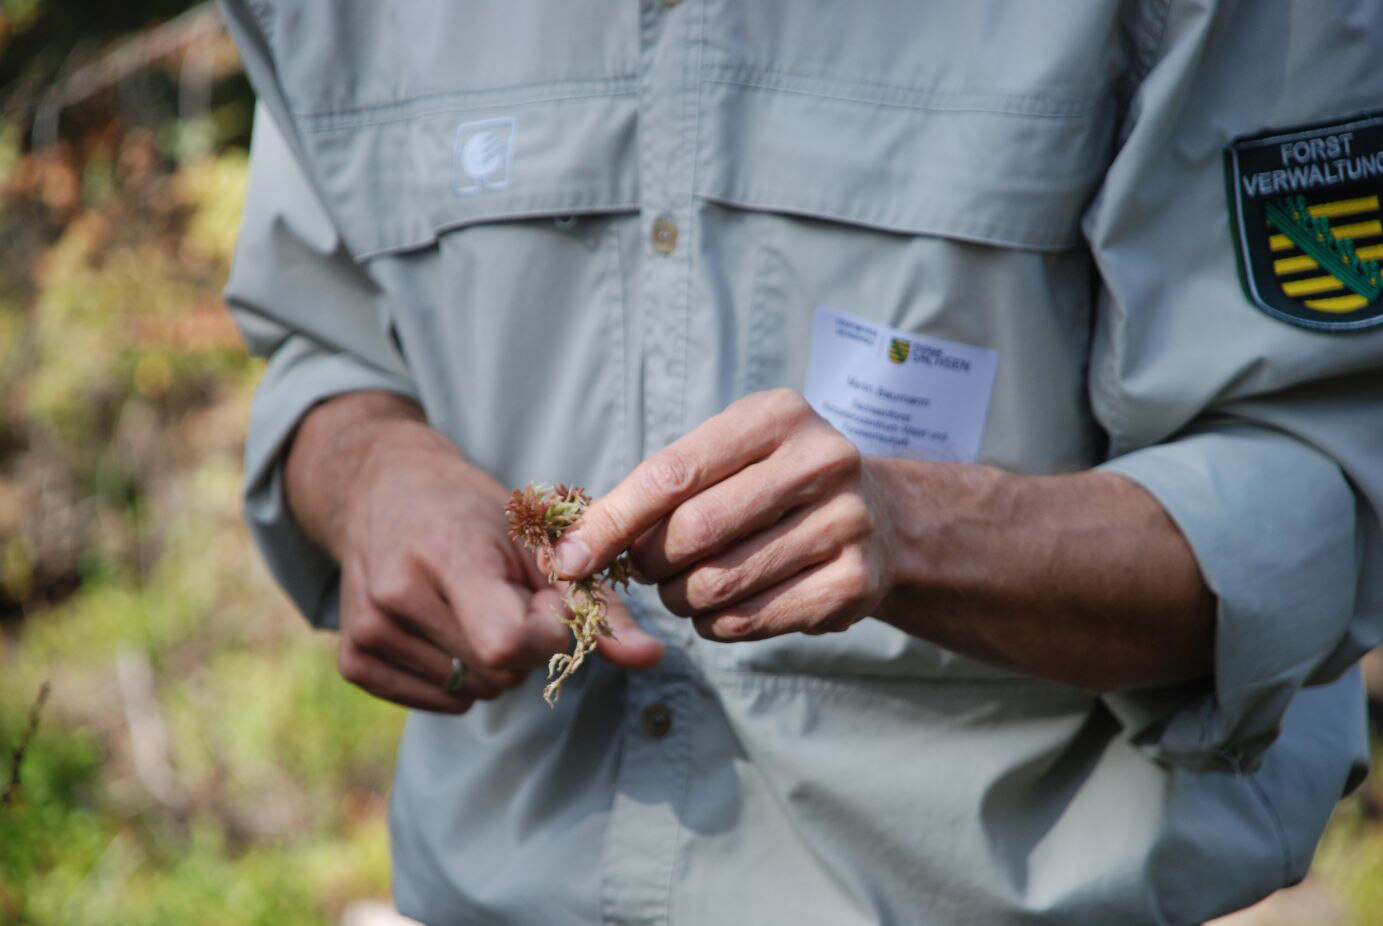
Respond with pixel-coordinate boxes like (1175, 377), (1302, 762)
(453, 117), (516, 196)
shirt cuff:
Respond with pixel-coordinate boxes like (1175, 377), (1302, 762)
(243, 334), (419, 629)
(1097, 424), (1359, 771)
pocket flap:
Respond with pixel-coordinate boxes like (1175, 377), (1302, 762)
(296, 89), (640, 260)
(696, 71), (1114, 251)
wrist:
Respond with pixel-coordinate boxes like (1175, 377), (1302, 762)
(285, 391), (429, 561)
(869, 458), (1214, 690)
(867, 457), (1015, 609)
(868, 458), (1066, 675)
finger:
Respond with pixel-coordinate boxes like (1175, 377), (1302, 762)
(527, 543), (559, 588)
(631, 429), (862, 581)
(529, 575), (663, 669)
(337, 643), (476, 714)
(525, 585), (586, 654)
(553, 390), (814, 578)
(657, 489), (870, 616)
(440, 570), (571, 674)
(691, 548), (880, 643)
(593, 594), (665, 669)
(362, 622), (509, 701)
(350, 563), (521, 690)
(356, 552), (467, 657)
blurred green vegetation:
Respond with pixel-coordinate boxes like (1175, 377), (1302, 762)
(0, 5), (1379, 926)
(1318, 785), (1383, 924)
(0, 5), (406, 924)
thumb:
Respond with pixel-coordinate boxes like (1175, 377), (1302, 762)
(595, 594), (664, 669)
(551, 456), (691, 579)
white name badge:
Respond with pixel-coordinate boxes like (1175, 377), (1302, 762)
(802, 307), (998, 463)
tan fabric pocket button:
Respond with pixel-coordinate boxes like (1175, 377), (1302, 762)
(651, 214), (678, 255)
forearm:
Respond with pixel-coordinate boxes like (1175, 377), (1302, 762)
(872, 460), (1215, 693)
(283, 390), (431, 561)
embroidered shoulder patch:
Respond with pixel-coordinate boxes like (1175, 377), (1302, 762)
(1225, 111), (1383, 332)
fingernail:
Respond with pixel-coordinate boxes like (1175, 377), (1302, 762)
(554, 537), (591, 576)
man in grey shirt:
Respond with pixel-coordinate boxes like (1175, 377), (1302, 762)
(222, 1), (1383, 922)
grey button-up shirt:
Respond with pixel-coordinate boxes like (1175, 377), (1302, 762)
(221, 2), (1383, 923)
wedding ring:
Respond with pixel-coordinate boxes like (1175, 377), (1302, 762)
(444, 657), (469, 694)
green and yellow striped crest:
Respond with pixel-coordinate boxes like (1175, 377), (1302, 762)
(887, 337), (911, 364)
(1226, 111), (1383, 331)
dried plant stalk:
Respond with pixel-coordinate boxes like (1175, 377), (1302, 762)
(3, 681), (50, 810)
(505, 484), (634, 706)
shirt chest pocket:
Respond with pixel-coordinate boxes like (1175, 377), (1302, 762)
(694, 0), (1126, 251)
(254, 0), (642, 260)
(295, 79), (644, 488)
(238, 1), (650, 489)
(685, 19), (1120, 490)
(695, 75), (1113, 255)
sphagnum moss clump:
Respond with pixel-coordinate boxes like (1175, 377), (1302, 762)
(505, 483), (635, 706)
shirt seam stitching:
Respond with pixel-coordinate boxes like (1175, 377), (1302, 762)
(1134, 0), (1176, 84)
(291, 77), (638, 124)
(700, 63), (1104, 118)
(1244, 771), (1295, 886)
(351, 199), (640, 260)
(696, 191), (1079, 251)
(298, 89), (636, 133)
(705, 666), (1085, 696)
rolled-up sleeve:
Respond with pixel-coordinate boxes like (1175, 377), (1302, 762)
(1087, 3), (1383, 770)
(1100, 421), (1367, 769)
(226, 105), (417, 628)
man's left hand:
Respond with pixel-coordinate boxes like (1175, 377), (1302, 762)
(553, 389), (898, 641)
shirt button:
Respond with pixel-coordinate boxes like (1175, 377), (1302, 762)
(651, 214), (678, 255)
(641, 702), (672, 738)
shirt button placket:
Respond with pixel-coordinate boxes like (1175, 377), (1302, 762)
(600, 680), (692, 924)
(601, 6), (699, 918)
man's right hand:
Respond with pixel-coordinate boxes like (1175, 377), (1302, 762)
(284, 391), (663, 713)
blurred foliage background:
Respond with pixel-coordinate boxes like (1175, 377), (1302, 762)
(0, 3), (404, 923)
(0, 3), (1378, 925)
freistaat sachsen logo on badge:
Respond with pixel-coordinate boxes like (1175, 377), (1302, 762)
(887, 337), (911, 364)
(1225, 111), (1383, 332)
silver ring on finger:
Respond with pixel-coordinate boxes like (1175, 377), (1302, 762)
(444, 656), (470, 694)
